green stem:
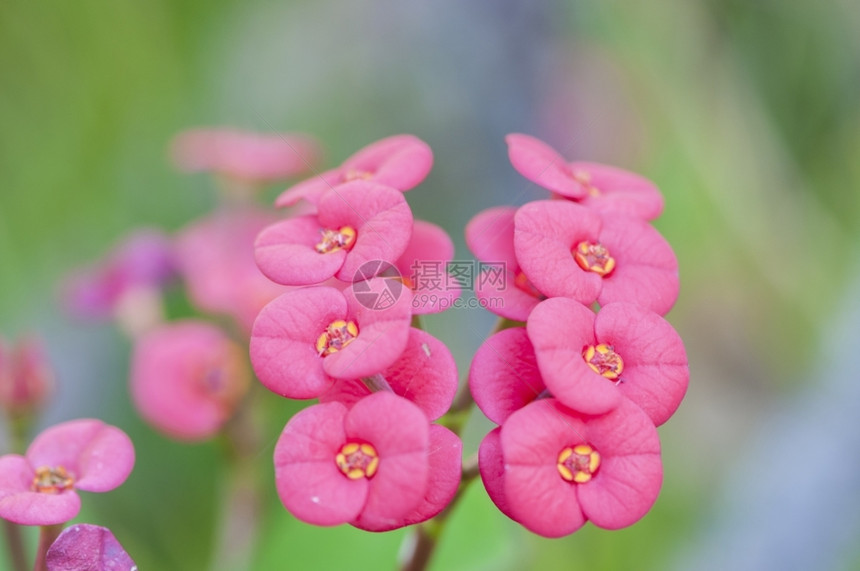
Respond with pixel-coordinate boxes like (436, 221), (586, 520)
(33, 524), (62, 571)
(3, 521), (28, 571)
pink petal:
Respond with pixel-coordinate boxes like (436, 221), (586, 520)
(397, 221), (458, 315)
(250, 287), (347, 399)
(344, 392), (429, 457)
(46, 524), (137, 571)
(274, 402), (367, 526)
(342, 134), (433, 191)
(598, 216), (679, 315)
(501, 399), (588, 466)
(527, 298), (621, 415)
(595, 303), (689, 425)
(469, 328), (545, 425)
(474, 275), (540, 322)
(322, 281), (412, 379)
(478, 428), (516, 521)
(131, 321), (247, 440)
(514, 200), (603, 304)
(316, 182), (413, 282)
(0, 468), (81, 526)
(169, 128), (320, 181)
(465, 206), (518, 267)
(504, 463), (585, 538)
(274, 168), (344, 207)
(26, 420), (134, 493)
(506, 134), (584, 198)
(572, 162), (664, 220)
(254, 215), (347, 286)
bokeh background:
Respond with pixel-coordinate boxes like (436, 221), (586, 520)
(2, 1), (860, 569)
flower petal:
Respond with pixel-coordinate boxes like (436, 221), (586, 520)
(0, 456), (81, 525)
(254, 215), (347, 286)
(506, 134), (584, 198)
(46, 524), (137, 571)
(573, 161), (664, 220)
(478, 428), (516, 521)
(342, 134), (433, 191)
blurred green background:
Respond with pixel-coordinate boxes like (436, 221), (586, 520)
(2, 0), (859, 569)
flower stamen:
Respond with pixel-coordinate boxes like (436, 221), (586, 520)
(573, 241), (615, 276)
(315, 226), (357, 254)
(582, 344), (624, 381)
(557, 444), (601, 483)
(31, 466), (74, 494)
(316, 320), (359, 356)
(335, 442), (379, 479)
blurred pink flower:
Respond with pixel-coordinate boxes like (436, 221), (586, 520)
(0, 336), (54, 417)
(46, 524), (136, 571)
(514, 200), (679, 315)
(130, 320), (249, 441)
(506, 133), (663, 220)
(0, 419), (134, 526)
(483, 398), (662, 537)
(256, 181), (413, 286)
(465, 206), (545, 321)
(169, 128), (321, 183)
(61, 229), (175, 324)
(274, 134), (433, 207)
(273, 392), (429, 528)
(175, 208), (288, 334)
(527, 298), (688, 425)
(320, 327), (458, 421)
(469, 327), (546, 425)
(396, 220), (459, 315)
(250, 282), (413, 399)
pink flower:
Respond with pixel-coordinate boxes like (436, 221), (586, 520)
(397, 220), (459, 315)
(175, 208), (288, 333)
(0, 419), (135, 526)
(0, 336), (54, 416)
(352, 424), (461, 532)
(46, 524), (136, 571)
(514, 200), (679, 315)
(255, 181), (413, 286)
(506, 133), (663, 220)
(527, 298), (688, 425)
(61, 229), (175, 321)
(274, 134), (433, 207)
(130, 320), (250, 441)
(250, 282), (413, 399)
(273, 392), (430, 528)
(469, 327), (546, 425)
(320, 327), (458, 421)
(465, 206), (545, 321)
(481, 398), (662, 537)
(169, 128), (321, 182)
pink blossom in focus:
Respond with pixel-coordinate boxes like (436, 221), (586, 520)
(255, 182), (413, 286)
(0, 419), (135, 526)
(175, 208), (289, 334)
(250, 282), (413, 399)
(320, 327), (458, 421)
(170, 128), (320, 182)
(514, 200), (679, 315)
(465, 206), (545, 321)
(274, 134), (433, 207)
(489, 398), (662, 537)
(396, 220), (459, 315)
(130, 320), (250, 441)
(506, 133), (663, 220)
(469, 327), (546, 425)
(527, 298), (688, 425)
(273, 392), (429, 528)
(0, 336), (54, 416)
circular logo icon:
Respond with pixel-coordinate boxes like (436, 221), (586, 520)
(351, 260), (403, 310)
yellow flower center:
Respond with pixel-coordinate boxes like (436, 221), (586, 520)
(31, 466), (74, 494)
(582, 343), (624, 381)
(557, 444), (601, 483)
(315, 320), (359, 356)
(336, 442), (379, 479)
(315, 226), (357, 254)
(573, 241), (616, 277)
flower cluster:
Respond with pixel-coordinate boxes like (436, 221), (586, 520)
(468, 134), (688, 537)
(249, 135), (463, 529)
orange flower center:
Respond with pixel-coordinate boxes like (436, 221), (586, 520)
(336, 442), (379, 479)
(571, 169), (600, 196)
(513, 270), (545, 299)
(582, 344), (624, 381)
(315, 226), (357, 254)
(342, 169), (374, 182)
(315, 320), (359, 356)
(31, 466), (74, 494)
(557, 444), (601, 483)
(573, 241), (615, 277)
